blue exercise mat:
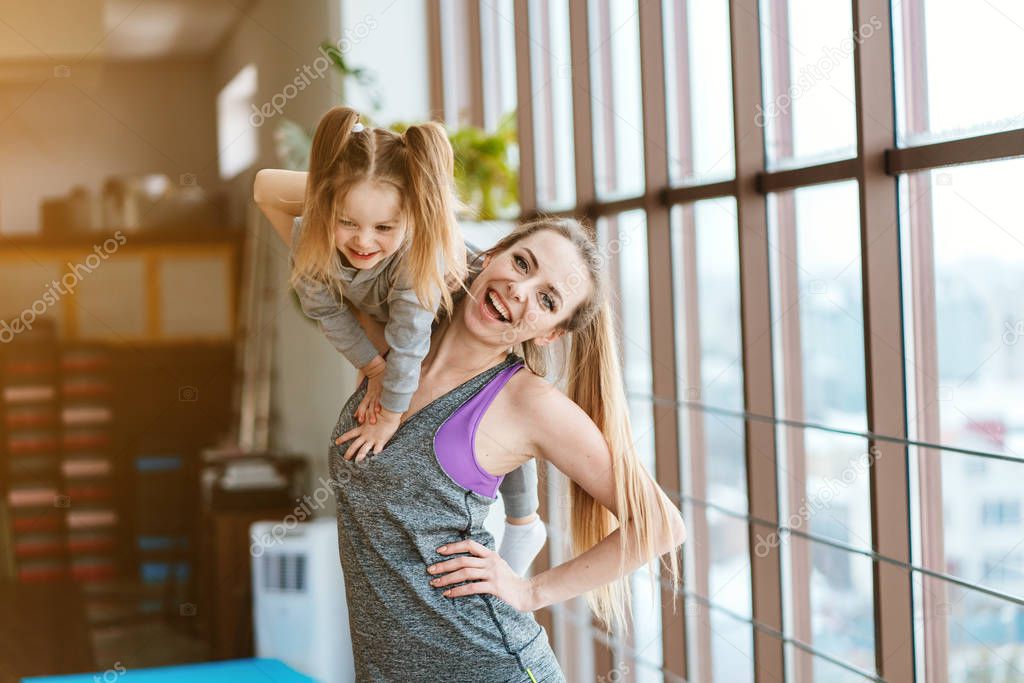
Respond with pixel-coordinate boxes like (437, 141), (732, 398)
(23, 658), (316, 682)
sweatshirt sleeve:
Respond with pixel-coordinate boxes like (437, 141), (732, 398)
(497, 458), (540, 518)
(378, 269), (440, 413)
(289, 217), (381, 371)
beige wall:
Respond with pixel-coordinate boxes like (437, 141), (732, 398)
(0, 59), (219, 235)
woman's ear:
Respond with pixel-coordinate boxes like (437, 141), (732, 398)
(482, 252), (493, 269)
(533, 328), (565, 347)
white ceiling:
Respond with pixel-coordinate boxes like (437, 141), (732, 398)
(0, 0), (247, 62)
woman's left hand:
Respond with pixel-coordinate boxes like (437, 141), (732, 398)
(427, 539), (537, 612)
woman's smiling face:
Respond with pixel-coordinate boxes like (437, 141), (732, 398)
(334, 180), (407, 269)
(465, 230), (593, 347)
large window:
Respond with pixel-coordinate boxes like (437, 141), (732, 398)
(588, 1), (644, 200)
(672, 197), (754, 682)
(426, 0), (1024, 679)
(528, 0), (576, 211)
(603, 209), (666, 682)
(902, 158), (1024, 681)
(893, 0), (1024, 144)
(664, 0), (735, 184)
(759, 0), (858, 167)
(769, 180), (876, 678)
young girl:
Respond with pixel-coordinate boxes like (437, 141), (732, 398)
(253, 106), (546, 574)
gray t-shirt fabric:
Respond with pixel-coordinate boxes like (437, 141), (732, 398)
(329, 352), (564, 682)
(292, 221), (539, 518)
(290, 216), (437, 413)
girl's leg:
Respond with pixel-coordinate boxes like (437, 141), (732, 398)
(498, 459), (547, 575)
(499, 458), (539, 519)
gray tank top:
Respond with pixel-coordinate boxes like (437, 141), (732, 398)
(328, 352), (565, 682)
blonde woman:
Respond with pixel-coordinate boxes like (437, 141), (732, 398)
(327, 218), (686, 682)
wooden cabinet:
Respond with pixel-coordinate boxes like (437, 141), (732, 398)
(0, 581), (94, 682)
(197, 507), (294, 660)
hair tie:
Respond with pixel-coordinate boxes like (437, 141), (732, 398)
(351, 122), (365, 133)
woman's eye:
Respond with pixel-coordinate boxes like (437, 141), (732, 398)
(541, 293), (555, 311)
(513, 254), (527, 270)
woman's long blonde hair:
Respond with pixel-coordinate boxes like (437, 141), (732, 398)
(470, 217), (683, 633)
(290, 106), (465, 314)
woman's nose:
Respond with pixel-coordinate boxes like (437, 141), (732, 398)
(507, 281), (527, 302)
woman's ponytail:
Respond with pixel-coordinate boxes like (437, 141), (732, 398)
(566, 300), (682, 633)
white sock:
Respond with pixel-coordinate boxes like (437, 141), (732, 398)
(499, 517), (547, 576)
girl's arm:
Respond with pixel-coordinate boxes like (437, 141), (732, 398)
(254, 169), (308, 244)
(377, 284), (438, 414)
(335, 282), (438, 461)
(348, 303), (389, 356)
(429, 380), (685, 611)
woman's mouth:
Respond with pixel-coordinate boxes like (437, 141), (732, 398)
(482, 288), (512, 323)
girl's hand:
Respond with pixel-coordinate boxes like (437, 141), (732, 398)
(426, 539), (538, 612)
(355, 356), (386, 424)
(355, 374), (384, 424)
(335, 409), (401, 462)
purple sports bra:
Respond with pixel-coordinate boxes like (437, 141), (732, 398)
(433, 360), (525, 498)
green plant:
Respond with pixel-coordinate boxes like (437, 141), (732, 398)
(449, 112), (519, 220)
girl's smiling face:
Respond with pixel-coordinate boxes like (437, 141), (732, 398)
(334, 180), (408, 269)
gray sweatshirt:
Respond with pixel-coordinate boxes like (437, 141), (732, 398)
(289, 216), (437, 413)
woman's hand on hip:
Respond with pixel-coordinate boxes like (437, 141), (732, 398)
(335, 409), (401, 462)
(427, 539), (538, 612)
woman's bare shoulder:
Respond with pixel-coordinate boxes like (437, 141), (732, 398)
(503, 367), (584, 422)
(499, 365), (609, 470)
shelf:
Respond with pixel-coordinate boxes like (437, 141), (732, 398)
(0, 227), (244, 250)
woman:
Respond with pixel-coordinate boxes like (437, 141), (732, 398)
(326, 217), (686, 682)
(257, 164), (685, 680)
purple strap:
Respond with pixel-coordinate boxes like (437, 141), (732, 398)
(433, 362), (524, 498)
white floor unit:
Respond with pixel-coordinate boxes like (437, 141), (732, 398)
(251, 517), (355, 683)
